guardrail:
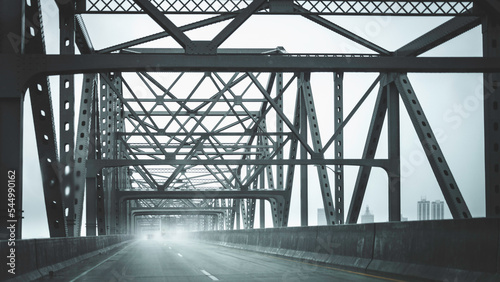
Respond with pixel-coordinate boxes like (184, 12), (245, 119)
(187, 218), (500, 281)
(1, 235), (134, 281)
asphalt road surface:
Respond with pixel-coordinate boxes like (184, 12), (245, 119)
(36, 238), (402, 282)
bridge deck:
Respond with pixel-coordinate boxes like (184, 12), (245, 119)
(35, 239), (396, 282)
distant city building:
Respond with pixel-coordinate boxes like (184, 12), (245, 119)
(317, 208), (326, 225)
(431, 200), (444, 220)
(418, 198), (430, 220)
(361, 206), (374, 223)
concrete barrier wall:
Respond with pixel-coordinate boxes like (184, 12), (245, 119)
(369, 219), (500, 281)
(188, 218), (500, 281)
(1, 235), (134, 281)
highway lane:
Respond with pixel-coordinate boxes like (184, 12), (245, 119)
(36, 239), (400, 282)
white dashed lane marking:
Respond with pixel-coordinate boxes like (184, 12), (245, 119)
(201, 270), (219, 281)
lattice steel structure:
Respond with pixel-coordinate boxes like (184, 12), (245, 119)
(1, 0), (499, 238)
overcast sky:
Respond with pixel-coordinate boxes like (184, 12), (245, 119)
(21, 1), (484, 238)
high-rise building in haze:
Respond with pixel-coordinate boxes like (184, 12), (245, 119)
(418, 198), (430, 220)
(431, 200), (444, 220)
(317, 208), (326, 225)
(361, 206), (374, 223)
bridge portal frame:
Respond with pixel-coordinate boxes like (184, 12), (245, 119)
(0, 0), (498, 239)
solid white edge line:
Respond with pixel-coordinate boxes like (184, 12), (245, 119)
(177, 253), (183, 257)
(201, 269), (219, 281)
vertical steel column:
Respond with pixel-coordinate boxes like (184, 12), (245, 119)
(334, 72), (344, 224)
(96, 75), (108, 235)
(96, 171), (106, 235)
(276, 72), (284, 191)
(483, 16), (500, 217)
(246, 199), (255, 229)
(110, 76), (122, 234)
(99, 75), (109, 234)
(59, 2), (76, 236)
(260, 120), (275, 191)
(126, 199), (130, 234)
(267, 72), (284, 229)
(282, 83), (301, 227)
(235, 199), (241, 229)
(74, 75), (96, 237)
(0, 0), (24, 240)
(228, 199), (236, 230)
(25, 0), (66, 237)
(260, 200), (265, 228)
(258, 117), (271, 229)
(387, 78), (401, 221)
(86, 84), (100, 236)
(132, 216), (136, 235)
(99, 73), (120, 234)
(220, 199), (228, 230)
(240, 197), (248, 229)
(300, 88), (308, 226)
(214, 200), (223, 230)
(85, 176), (96, 236)
(116, 95), (127, 233)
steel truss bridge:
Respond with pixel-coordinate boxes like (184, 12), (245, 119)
(1, 0), (499, 239)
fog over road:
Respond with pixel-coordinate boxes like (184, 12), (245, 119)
(35, 239), (399, 281)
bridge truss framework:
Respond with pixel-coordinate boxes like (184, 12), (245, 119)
(0, 0), (499, 238)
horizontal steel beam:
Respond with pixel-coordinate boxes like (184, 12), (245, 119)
(118, 190), (286, 201)
(124, 111), (262, 116)
(81, 0), (474, 16)
(131, 208), (227, 216)
(131, 208), (233, 211)
(128, 144), (272, 149)
(133, 211), (223, 216)
(128, 151), (264, 156)
(87, 159), (390, 175)
(118, 132), (289, 136)
(8, 55), (499, 88)
(121, 48), (284, 54)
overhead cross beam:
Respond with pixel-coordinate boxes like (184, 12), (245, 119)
(9, 55), (500, 87)
(82, 0), (474, 15)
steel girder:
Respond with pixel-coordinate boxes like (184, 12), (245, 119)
(300, 83), (309, 227)
(58, 0), (77, 236)
(24, 0), (67, 238)
(2, 0), (496, 238)
(483, 15), (500, 218)
(387, 76), (401, 222)
(86, 90), (101, 236)
(81, 0), (474, 15)
(334, 72), (344, 224)
(73, 74), (98, 236)
(7, 56), (500, 83)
